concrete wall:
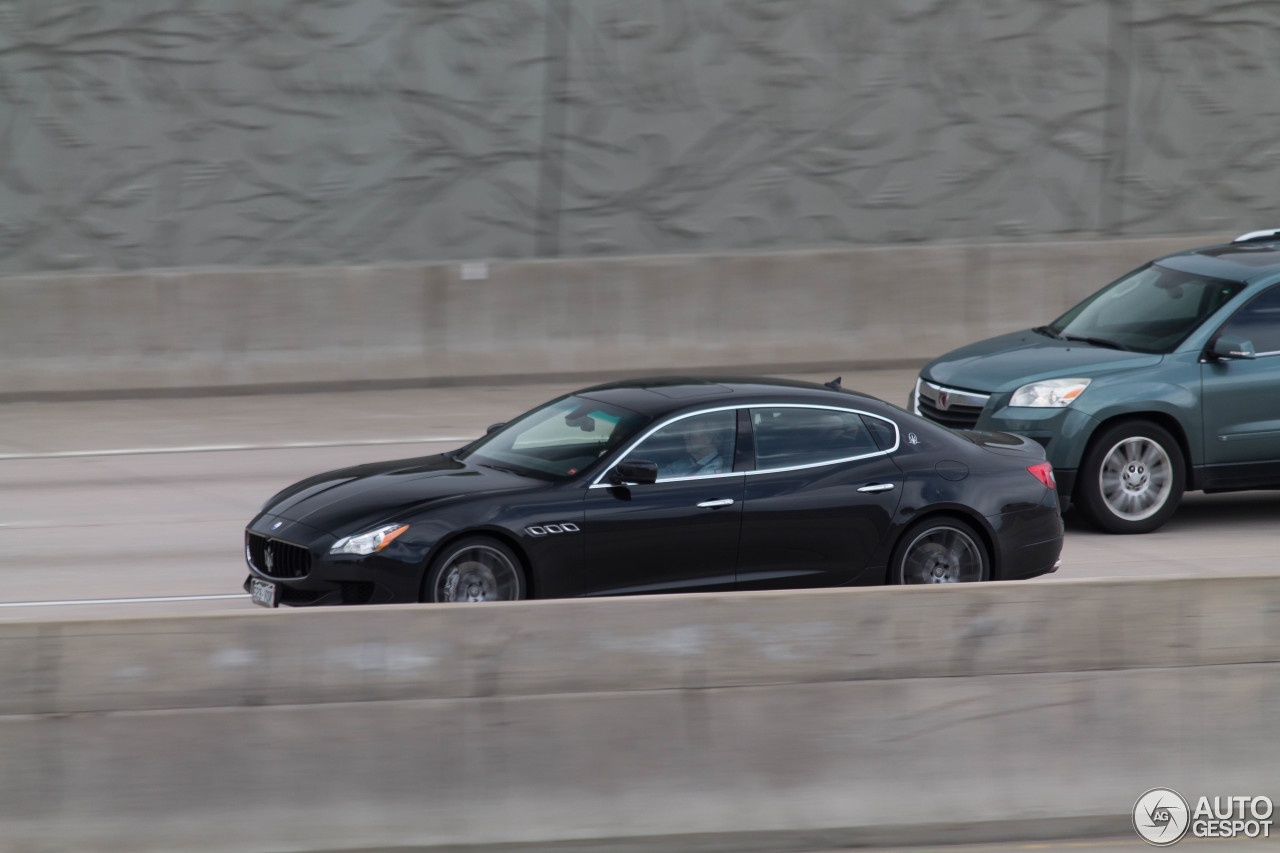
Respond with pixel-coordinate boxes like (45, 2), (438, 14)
(0, 234), (1225, 398)
(3, 575), (1279, 852)
(7, 1), (1276, 397)
(2, 2), (1278, 276)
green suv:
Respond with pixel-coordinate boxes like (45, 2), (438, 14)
(911, 230), (1280, 534)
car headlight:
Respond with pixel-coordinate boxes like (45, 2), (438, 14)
(330, 523), (409, 556)
(1009, 378), (1091, 408)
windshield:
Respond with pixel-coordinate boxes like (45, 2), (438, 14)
(457, 395), (650, 480)
(1046, 263), (1245, 354)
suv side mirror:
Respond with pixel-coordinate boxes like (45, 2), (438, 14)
(1207, 335), (1256, 362)
(610, 459), (658, 485)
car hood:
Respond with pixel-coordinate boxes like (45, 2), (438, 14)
(922, 330), (1163, 393)
(263, 453), (539, 532)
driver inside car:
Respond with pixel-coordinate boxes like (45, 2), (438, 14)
(667, 426), (727, 477)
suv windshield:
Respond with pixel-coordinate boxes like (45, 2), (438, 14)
(1045, 264), (1245, 354)
(458, 395), (649, 480)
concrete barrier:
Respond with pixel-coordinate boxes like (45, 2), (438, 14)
(1, 235), (1225, 398)
(2, 575), (1279, 852)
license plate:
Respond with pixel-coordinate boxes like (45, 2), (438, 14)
(250, 578), (278, 608)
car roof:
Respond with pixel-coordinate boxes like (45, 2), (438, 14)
(574, 376), (895, 418)
(1158, 237), (1280, 284)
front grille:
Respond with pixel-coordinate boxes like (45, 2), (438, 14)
(915, 380), (990, 430)
(917, 397), (985, 428)
(246, 532), (312, 579)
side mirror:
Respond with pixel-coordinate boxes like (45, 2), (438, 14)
(610, 459), (658, 486)
(1207, 335), (1256, 362)
(486, 422), (506, 434)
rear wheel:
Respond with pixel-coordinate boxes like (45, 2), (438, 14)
(422, 536), (526, 602)
(1076, 421), (1184, 534)
(890, 518), (989, 584)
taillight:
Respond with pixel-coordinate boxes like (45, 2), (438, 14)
(1027, 461), (1056, 490)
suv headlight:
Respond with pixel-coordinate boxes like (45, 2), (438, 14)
(1010, 378), (1091, 408)
(330, 523), (409, 556)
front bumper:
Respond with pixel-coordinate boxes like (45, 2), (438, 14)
(913, 380), (1096, 507)
(244, 514), (426, 606)
(978, 403), (1095, 509)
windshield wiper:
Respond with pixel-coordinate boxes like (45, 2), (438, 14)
(1032, 325), (1065, 340)
(476, 461), (525, 476)
(1062, 334), (1132, 351)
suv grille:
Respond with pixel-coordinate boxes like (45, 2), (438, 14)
(246, 532), (312, 579)
(915, 379), (990, 430)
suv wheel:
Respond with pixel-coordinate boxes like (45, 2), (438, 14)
(1076, 420), (1185, 534)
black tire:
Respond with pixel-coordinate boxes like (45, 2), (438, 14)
(421, 536), (526, 603)
(1075, 420), (1185, 534)
(890, 517), (990, 584)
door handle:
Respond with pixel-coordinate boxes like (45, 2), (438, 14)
(857, 483), (895, 493)
(696, 499), (735, 508)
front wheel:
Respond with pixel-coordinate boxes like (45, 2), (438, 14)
(422, 537), (526, 603)
(890, 518), (990, 584)
(1075, 421), (1184, 534)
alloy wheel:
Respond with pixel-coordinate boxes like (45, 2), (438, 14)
(1097, 436), (1174, 522)
(899, 525), (986, 584)
(433, 544), (522, 602)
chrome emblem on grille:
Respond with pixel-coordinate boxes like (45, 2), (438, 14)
(264, 547), (274, 571)
(936, 391), (950, 411)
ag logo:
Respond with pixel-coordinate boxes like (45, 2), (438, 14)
(1134, 788), (1190, 846)
(907, 433), (919, 445)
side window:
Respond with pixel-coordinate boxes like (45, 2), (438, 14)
(1217, 285), (1280, 355)
(751, 407), (880, 470)
(624, 410), (737, 480)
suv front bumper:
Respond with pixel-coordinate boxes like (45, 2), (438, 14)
(912, 382), (1097, 508)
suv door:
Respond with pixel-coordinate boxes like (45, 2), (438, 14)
(1201, 284), (1280, 488)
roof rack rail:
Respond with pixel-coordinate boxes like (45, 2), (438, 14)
(1232, 229), (1280, 243)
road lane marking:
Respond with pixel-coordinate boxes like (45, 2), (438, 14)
(0, 436), (473, 461)
(0, 594), (250, 608)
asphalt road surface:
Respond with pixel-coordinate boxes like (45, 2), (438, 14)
(2, 367), (1277, 621)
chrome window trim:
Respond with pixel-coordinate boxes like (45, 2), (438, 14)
(742, 403), (900, 475)
(915, 379), (991, 409)
(589, 402), (900, 488)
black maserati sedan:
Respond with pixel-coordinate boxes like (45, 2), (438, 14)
(244, 377), (1063, 607)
